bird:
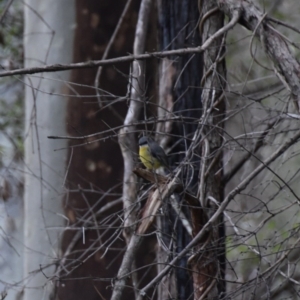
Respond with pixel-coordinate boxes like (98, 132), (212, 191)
(138, 136), (170, 171)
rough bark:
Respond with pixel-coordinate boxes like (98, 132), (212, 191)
(194, 0), (227, 297)
(156, 0), (203, 298)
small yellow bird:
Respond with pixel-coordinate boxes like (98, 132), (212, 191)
(138, 136), (170, 170)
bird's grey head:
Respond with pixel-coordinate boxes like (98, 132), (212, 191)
(138, 136), (149, 146)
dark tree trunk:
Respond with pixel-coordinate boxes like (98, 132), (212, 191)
(156, 0), (203, 299)
(194, 0), (227, 297)
(156, 0), (226, 299)
(57, 1), (141, 299)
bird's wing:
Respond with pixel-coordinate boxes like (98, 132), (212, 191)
(149, 142), (169, 167)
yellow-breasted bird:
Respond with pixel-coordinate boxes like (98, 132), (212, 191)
(138, 136), (170, 171)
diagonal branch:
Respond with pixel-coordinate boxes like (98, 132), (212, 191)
(223, 118), (278, 183)
(138, 128), (300, 297)
(218, 0), (300, 111)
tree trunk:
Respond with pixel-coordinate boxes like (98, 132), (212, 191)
(189, 0), (227, 297)
(23, 1), (75, 300)
(57, 1), (143, 299)
(156, 0), (203, 298)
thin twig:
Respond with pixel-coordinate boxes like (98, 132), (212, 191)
(223, 118), (278, 183)
(138, 128), (300, 296)
(94, 0), (133, 108)
(268, 16), (300, 35)
(0, 10), (240, 78)
(0, 0), (14, 25)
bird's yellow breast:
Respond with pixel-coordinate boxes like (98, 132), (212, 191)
(139, 145), (161, 169)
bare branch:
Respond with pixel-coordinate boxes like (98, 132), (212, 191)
(138, 128), (300, 297)
(112, 1), (152, 299)
(94, 0), (133, 107)
(0, 10), (240, 78)
(218, 0), (300, 111)
(223, 118), (278, 183)
(0, 0), (14, 25)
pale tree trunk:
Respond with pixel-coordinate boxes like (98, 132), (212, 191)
(0, 167), (23, 300)
(23, 1), (75, 300)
